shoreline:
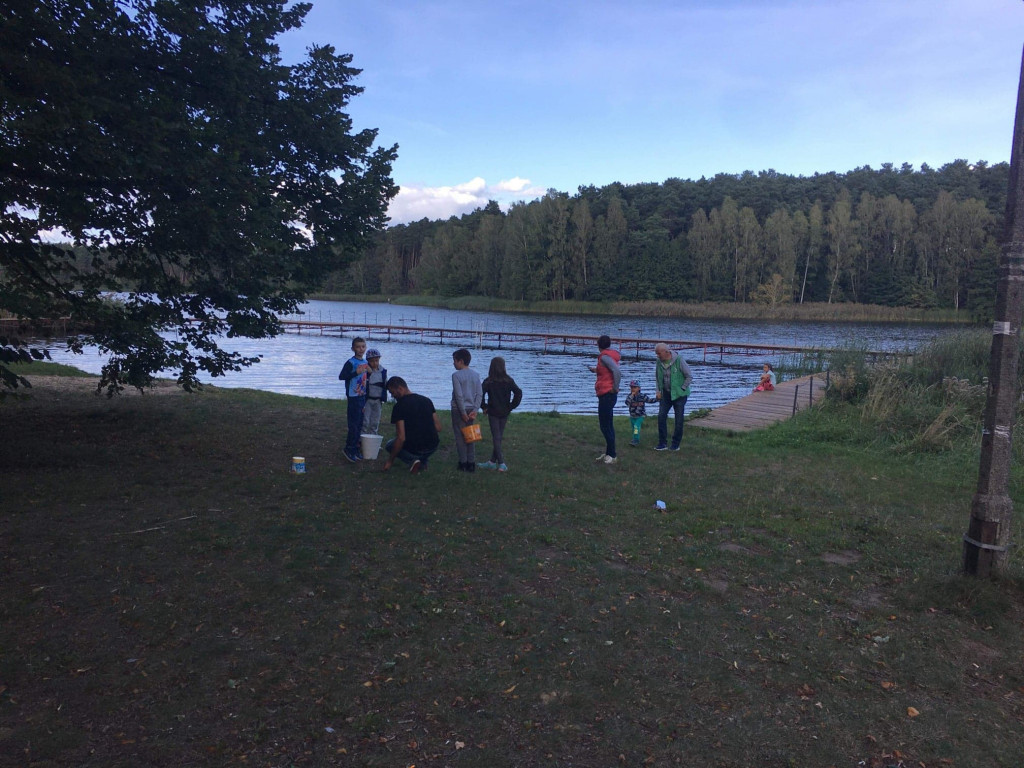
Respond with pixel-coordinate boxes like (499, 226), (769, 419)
(309, 293), (977, 325)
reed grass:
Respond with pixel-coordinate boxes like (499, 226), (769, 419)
(812, 330), (1019, 454)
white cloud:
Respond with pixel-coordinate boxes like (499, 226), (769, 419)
(493, 176), (532, 193)
(454, 177), (487, 194)
(387, 176), (546, 225)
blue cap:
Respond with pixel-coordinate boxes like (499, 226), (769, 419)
(366, 348), (381, 359)
(629, 380), (640, 388)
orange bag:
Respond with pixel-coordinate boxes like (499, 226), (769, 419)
(461, 423), (482, 443)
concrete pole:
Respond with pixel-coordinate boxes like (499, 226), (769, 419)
(963, 46), (1024, 576)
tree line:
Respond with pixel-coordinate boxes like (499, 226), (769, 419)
(331, 160), (1009, 317)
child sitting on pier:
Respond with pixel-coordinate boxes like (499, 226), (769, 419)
(754, 363), (776, 392)
(625, 380), (657, 446)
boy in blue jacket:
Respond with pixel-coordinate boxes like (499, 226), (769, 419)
(338, 337), (369, 462)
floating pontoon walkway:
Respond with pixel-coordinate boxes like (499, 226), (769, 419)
(277, 320), (861, 362)
(688, 373), (825, 432)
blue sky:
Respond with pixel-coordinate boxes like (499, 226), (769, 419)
(280, 0), (1024, 224)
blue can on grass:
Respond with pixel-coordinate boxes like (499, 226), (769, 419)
(291, 456), (305, 474)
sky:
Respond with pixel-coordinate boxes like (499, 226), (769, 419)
(279, 0), (1024, 225)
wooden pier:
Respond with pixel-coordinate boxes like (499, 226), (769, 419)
(688, 373), (825, 432)
(276, 319), (844, 362)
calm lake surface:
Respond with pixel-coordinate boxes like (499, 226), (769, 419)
(45, 299), (956, 414)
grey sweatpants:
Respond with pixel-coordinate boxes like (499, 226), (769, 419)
(451, 409), (477, 464)
(362, 398), (383, 434)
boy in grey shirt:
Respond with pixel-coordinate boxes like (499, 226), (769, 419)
(451, 348), (483, 472)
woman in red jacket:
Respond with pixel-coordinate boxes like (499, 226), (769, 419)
(588, 334), (621, 465)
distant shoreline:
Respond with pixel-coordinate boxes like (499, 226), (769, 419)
(309, 294), (977, 325)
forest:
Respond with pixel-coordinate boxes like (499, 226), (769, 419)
(329, 160), (1009, 318)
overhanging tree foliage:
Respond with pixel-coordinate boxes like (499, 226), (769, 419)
(0, 0), (397, 392)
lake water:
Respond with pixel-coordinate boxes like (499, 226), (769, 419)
(43, 299), (954, 414)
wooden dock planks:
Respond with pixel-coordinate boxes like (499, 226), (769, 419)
(688, 373), (824, 432)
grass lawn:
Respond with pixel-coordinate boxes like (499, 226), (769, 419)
(1, 372), (1023, 767)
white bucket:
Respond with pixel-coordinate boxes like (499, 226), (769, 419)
(360, 433), (383, 460)
(291, 456), (305, 473)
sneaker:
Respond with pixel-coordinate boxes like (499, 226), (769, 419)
(629, 440), (639, 447)
(343, 448), (359, 463)
(654, 444), (669, 451)
(603, 455), (617, 464)
(477, 461), (497, 470)
(595, 453), (608, 462)
(669, 445), (680, 452)
(497, 463), (508, 472)
(410, 459), (422, 474)
(457, 462), (467, 471)
(466, 462), (476, 473)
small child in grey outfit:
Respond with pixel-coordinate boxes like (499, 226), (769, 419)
(362, 349), (387, 434)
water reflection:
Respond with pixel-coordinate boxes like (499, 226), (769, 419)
(42, 299), (954, 414)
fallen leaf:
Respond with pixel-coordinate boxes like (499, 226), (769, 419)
(503, 684), (517, 694)
(907, 706), (920, 718)
(881, 681), (895, 690)
(455, 741), (465, 750)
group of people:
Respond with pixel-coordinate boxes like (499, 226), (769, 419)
(337, 334), (699, 474)
(589, 336), (694, 464)
(337, 337), (785, 473)
(338, 338), (522, 474)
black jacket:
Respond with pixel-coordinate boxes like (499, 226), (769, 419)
(481, 376), (522, 418)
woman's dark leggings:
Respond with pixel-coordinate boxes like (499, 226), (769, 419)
(598, 392), (617, 458)
(488, 414), (508, 464)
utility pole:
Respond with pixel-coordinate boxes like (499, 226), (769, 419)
(964, 46), (1024, 576)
